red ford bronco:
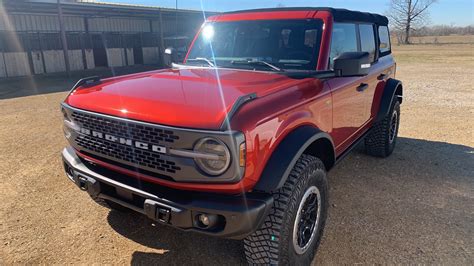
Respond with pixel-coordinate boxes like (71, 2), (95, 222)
(61, 7), (402, 265)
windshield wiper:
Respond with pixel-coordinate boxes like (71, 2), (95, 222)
(231, 60), (282, 72)
(186, 57), (215, 67)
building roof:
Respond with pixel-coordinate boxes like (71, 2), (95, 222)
(4, 1), (217, 19)
(77, 0), (203, 13)
(224, 7), (389, 26)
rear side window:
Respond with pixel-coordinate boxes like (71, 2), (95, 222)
(329, 23), (358, 67)
(378, 26), (391, 56)
(359, 24), (376, 62)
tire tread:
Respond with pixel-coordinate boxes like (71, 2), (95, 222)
(244, 155), (326, 264)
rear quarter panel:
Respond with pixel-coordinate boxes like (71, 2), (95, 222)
(370, 55), (397, 119)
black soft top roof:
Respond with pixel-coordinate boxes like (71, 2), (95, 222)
(224, 7), (389, 26)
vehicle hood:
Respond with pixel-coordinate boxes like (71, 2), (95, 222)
(66, 67), (301, 129)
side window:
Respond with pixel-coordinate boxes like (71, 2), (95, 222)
(378, 26), (391, 56)
(359, 24), (376, 62)
(329, 23), (358, 67)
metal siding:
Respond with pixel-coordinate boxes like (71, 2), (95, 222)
(117, 18), (122, 32)
(25, 15), (33, 32)
(142, 47), (159, 64)
(106, 48), (126, 67)
(107, 18), (112, 32)
(19, 15), (27, 31)
(88, 18), (97, 32)
(13, 15), (20, 31)
(10, 15), (17, 31)
(1, 5), (212, 78)
(49, 15), (59, 31)
(31, 51), (45, 74)
(109, 18), (115, 32)
(44, 15), (58, 31)
(43, 50), (66, 73)
(38, 16), (46, 31)
(68, 49), (84, 71)
(64, 16), (84, 32)
(0, 53), (6, 77)
(0, 16), (4, 31)
(123, 19), (129, 32)
(92, 18), (105, 32)
(4, 52), (31, 77)
(126, 48), (134, 65)
(151, 20), (159, 33)
(87, 17), (151, 33)
(84, 49), (95, 69)
(111, 18), (116, 31)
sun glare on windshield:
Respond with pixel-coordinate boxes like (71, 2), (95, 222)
(202, 24), (215, 41)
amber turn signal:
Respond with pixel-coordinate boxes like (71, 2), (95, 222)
(239, 142), (246, 167)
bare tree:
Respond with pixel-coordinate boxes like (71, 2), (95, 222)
(387, 0), (438, 44)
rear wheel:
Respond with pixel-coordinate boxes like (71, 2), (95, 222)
(365, 100), (401, 157)
(244, 155), (328, 265)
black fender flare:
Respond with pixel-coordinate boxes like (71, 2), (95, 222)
(253, 126), (335, 192)
(376, 78), (403, 122)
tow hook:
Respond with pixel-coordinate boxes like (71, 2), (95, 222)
(75, 175), (100, 198)
(144, 199), (171, 224)
(78, 176), (89, 191)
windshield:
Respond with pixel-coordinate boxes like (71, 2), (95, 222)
(186, 19), (323, 71)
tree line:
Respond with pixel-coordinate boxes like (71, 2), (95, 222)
(410, 25), (474, 37)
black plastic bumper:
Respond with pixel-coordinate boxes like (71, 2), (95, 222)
(62, 147), (273, 239)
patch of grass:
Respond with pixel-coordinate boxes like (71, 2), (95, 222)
(393, 43), (474, 65)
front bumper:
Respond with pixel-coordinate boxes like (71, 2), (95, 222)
(62, 147), (273, 239)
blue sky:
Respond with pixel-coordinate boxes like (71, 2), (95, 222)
(106, 0), (473, 26)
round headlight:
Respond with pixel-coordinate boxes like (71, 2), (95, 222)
(194, 137), (231, 176)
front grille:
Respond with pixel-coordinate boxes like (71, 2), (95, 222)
(71, 111), (181, 174)
(71, 112), (179, 143)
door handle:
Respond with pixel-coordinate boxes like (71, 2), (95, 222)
(356, 83), (369, 92)
(377, 74), (387, 80)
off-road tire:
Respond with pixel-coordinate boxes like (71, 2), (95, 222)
(365, 100), (401, 158)
(244, 154), (328, 265)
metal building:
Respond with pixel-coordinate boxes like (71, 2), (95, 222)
(0, 0), (213, 78)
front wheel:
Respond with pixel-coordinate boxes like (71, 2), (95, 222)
(244, 155), (328, 265)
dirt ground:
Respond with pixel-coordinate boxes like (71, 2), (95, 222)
(0, 43), (473, 265)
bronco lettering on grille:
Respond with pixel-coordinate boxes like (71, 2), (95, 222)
(79, 127), (166, 154)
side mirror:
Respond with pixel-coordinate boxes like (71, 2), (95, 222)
(334, 52), (370, 77)
(164, 47), (178, 67)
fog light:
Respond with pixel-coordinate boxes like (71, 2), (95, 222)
(199, 214), (210, 226)
(196, 213), (218, 228)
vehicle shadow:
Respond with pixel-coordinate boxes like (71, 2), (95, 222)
(107, 210), (246, 265)
(106, 137), (473, 265)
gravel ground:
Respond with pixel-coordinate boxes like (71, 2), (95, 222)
(0, 43), (473, 265)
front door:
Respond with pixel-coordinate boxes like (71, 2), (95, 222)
(328, 23), (371, 154)
(329, 77), (370, 154)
